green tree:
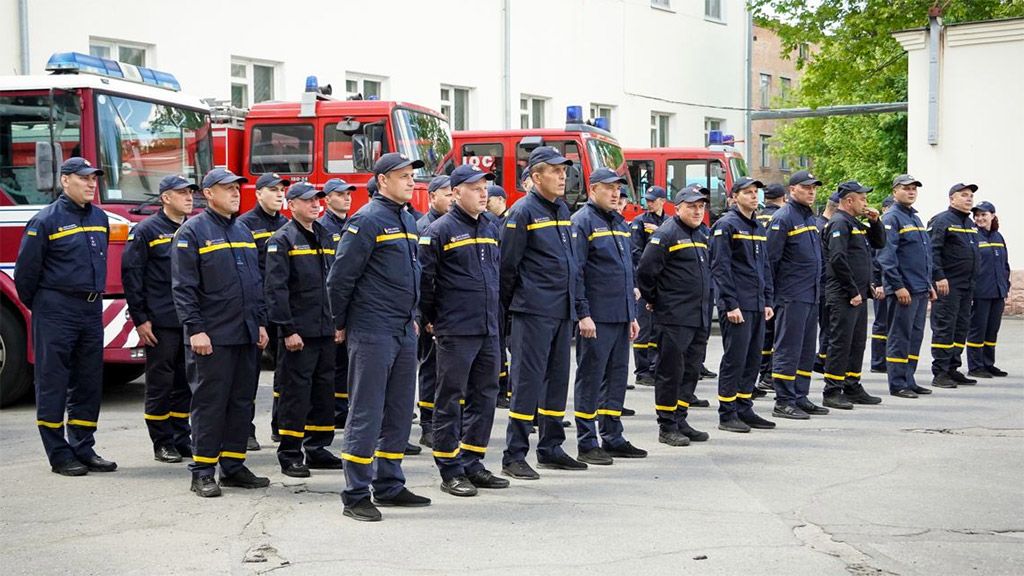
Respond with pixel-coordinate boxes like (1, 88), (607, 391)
(749, 0), (1024, 204)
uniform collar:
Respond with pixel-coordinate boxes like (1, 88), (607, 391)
(585, 200), (617, 224)
(374, 195), (406, 214)
(324, 209), (346, 226)
(450, 202), (481, 226)
(895, 202), (918, 216)
(249, 204), (284, 224)
(729, 206), (757, 226)
(947, 206), (971, 219)
(157, 208), (185, 228)
(672, 215), (700, 234)
(204, 207), (237, 227)
(529, 190), (565, 212)
(428, 208), (444, 220)
(58, 193), (92, 215)
(791, 201), (814, 217)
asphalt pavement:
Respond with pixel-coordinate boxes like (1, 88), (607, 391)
(1, 318), (1022, 576)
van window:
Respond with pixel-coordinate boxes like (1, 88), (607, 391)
(667, 158), (728, 222)
(627, 159), (654, 201)
(462, 142), (503, 185)
(516, 140), (581, 199)
(250, 124), (313, 175)
(0, 93), (81, 205)
(324, 124), (355, 173)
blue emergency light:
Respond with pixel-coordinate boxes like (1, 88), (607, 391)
(45, 52), (181, 91)
(593, 117), (609, 131)
(566, 105), (583, 124)
(305, 75), (318, 92)
(708, 130), (724, 145)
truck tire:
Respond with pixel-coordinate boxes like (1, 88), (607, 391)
(104, 364), (146, 387)
(0, 305), (34, 408)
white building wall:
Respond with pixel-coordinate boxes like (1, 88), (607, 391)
(4, 0), (748, 149)
(895, 18), (1024, 270)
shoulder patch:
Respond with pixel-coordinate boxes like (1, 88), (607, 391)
(26, 227), (38, 237)
(713, 229), (723, 236)
(126, 233), (135, 241)
(650, 237), (662, 245)
(832, 231), (841, 237)
(267, 243), (278, 253)
(418, 236), (432, 245)
(771, 224), (780, 230)
(176, 240), (189, 248)
(347, 224), (360, 235)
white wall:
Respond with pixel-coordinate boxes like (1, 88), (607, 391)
(895, 18), (1024, 269)
(4, 0), (748, 149)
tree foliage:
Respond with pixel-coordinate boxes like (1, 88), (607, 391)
(748, 0), (1024, 203)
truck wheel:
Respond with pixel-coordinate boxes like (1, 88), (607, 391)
(104, 364), (146, 387)
(0, 305), (34, 408)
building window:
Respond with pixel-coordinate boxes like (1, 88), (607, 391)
(780, 77), (792, 101)
(346, 74), (385, 100)
(705, 0), (723, 21)
(780, 156), (790, 171)
(759, 73), (772, 109)
(760, 135), (771, 169)
(651, 113), (671, 147)
(590, 103), (614, 130)
(89, 38), (149, 66)
(441, 85), (470, 130)
(520, 95), (547, 129)
(651, 0), (671, 9)
(799, 43), (810, 61)
(799, 155), (809, 168)
(704, 117), (724, 146)
(231, 59), (277, 109)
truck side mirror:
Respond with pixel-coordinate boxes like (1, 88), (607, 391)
(564, 165), (584, 209)
(34, 142), (64, 192)
(336, 118), (362, 133)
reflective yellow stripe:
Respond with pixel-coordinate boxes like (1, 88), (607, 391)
(193, 454), (219, 464)
(772, 373), (796, 381)
(251, 231), (274, 240)
(908, 354), (920, 361)
(323, 248), (335, 255)
(459, 399), (466, 406)
(418, 401), (435, 409)
(846, 372), (861, 378)
(588, 230), (631, 241)
(851, 229), (867, 235)
(948, 227), (977, 234)
(574, 410), (597, 420)
(718, 395), (737, 402)
(443, 237), (499, 251)
(526, 220), (572, 231)
(677, 400), (690, 408)
(432, 447), (460, 458)
(736, 393), (753, 399)
(787, 225), (817, 237)
(762, 349), (773, 355)
(342, 452), (373, 465)
(198, 241), (257, 254)
(668, 242), (708, 252)
(334, 392), (349, 399)
(655, 404), (677, 412)
(67, 419), (97, 427)
(375, 232), (417, 243)
(288, 248), (328, 256)
(796, 370), (813, 377)
(966, 342), (984, 348)
(48, 225), (107, 240)
(148, 237), (172, 247)
(984, 341), (997, 347)
(169, 411), (190, 418)
(36, 420), (63, 429)
(505, 222), (517, 229)
(459, 442), (487, 453)
(279, 429), (305, 438)
(817, 353), (827, 359)
(953, 342), (965, 349)
(871, 334), (888, 340)
(979, 242), (1004, 248)
(498, 371), (508, 378)
(537, 408), (565, 417)
(220, 451), (246, 460)
(824, 373), (847, 381)
(732, 233), (767, 241)
(597, 409), (621, 417)
(144, 412), (171, 421)
(374, 450), (404, 460)
(899, 226), (926, 234)
(509, 411), (534, 421)
(272, 391), (280, 398)
(931, 342), (955, 349)
(304, 424), (334, 432)
(886, 357), (909, 364)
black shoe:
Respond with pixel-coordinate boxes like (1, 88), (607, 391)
(688, 398), (711, 408)
(891, 389), (918, 399)
(305, 449), (344, 470)
(440, 476), (478, 497)
(658, 430), (690, 446)
(812, 362), (825, 374)
(635, 376), (655, 387)
(603, 441), (648, 458)
(270, 433), (282, 443)
(246, 436), (261, 451)
(373, 487), (432, 507)
(404, 442), (422, 456)
(678, 423), (710, 442)
(700, 365), (718, 379)
(738, 411), (776, 429)
(931, 373), (957, 389)
(577, 447), (613, 466)
(419, 429), (434, 448)
(621, 407), (636, 417)
(967, 369), (993, 379)
(219, 466), (270, 489)
(988, 366), (1008, 377)
(626, 383), (636, 390)
(757, 374), (775, 391)
(51, 459), (88, 476)
(772, 404), (810, 420)
(467, 469), (511, 489)
(343, 498), (382, 522)
(154, 445), (182, 463)
(537, 453), (588, 470)
(176, 444), (193, 458)
(561, 420), (571, 428)
(281, 462), (311, 478)
(79, 455), (117, 472)
(797, 400), (830, 415)
(949, 371), (977, 385)
(191, 475), (221, 498)
(822, 392), (854, 410)
(844, 384), (883, 405)
(496, 395), (510, 409)
(911, 385), (932, 395)
(751, 388), (768, 399)
(871, 367), (887, 373)
(718, 418), (751, 433)
(502, 460), (540, 480)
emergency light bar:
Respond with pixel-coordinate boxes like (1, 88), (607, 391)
(566, 105), (584, 124)
(45, 52), (182, 91)
(708, 131), (736, 146)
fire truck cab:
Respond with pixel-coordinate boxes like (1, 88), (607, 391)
(0, 52), (214, 406)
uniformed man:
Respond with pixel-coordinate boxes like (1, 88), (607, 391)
(484, 183), (512, 408)
(766, 170), (828, 419)
(709, 177), (776, 433)
(637, 185), (712, 446)
(813, 197), (838, 374)
(500, 146), (583, 479)
(616, 185), (630, 215)
(318, 178), (357, 428)
(172, 168), (270, 497)
(419, 164), (510, 496)
(15, 157), (116, 476)
(265, 182), (345, 477)
(238, 172), (290, 450)
(876, 174), (936, 398)
(328, 152), (431, 521)
(570, 169), (646, 462)
(122, 174), (196, 463)
(966, 201), (1010, 378)
(928, 183), (982, 388)
(820, 181), (886, 409)
(869, 195), (896, 373)
(757, 183), (787, 392)
(630, 185), (668, 387)
(486, 183), (508, 223)
(415, 175), (453, 448)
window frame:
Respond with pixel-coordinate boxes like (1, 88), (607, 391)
(759, 73), (772, 109)
(231, 58), (278, 109)
(519, 95), (547, 129)
(248, 123), (315, 175)
(650, 112), (671, 148)
(589, 103), (614, 130)
(440, 85), (471, 131)
(704, 0), (724, 22)
(759, 135), (772, 169)
(346, 73), (387, 100)
(704, 117), (724, 146)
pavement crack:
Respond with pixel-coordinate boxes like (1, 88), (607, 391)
(793, 521), (900, 576)
(901, 427), (1024, 438)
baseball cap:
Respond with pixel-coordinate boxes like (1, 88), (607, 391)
(788, 170), (822, 186)
(730, 177), (764, 195)
(527, 146), (573, 169)
(971, 200), (996, 214)
(674, 184), (709, 205)
(255, 173), (290, 189)
(450, 165), (496, 188)
(286, 182), (325, 201)
(836, 180), (873, 198)
(948, 182), (978, 196)
(764, 183), (786, 199)
(373, 152), (424, 176)
(323, 178), (356, 194)
(201, 168), (247, 189)
(158, 174), (198, 193)
(60, 157), (103, 176)
(644, 185), (668, 202)
(427, 175), (452, 193)
(487, 185), (507, 199)
(589, 167), (627, 185)
(892, 174), (923, 188)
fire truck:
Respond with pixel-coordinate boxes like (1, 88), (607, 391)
(210, 77), (451, 215)
(0, 52), (214, 406)
(624, 131), (750, 223)
(439, 106), (642, 220)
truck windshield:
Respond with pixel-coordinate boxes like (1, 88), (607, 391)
(0, 92), (82, 205)
(586, 138), (636, 197)
(393, 108), (451, 179)
(95, 93), (212, 203)
(730, 156), (748, 182)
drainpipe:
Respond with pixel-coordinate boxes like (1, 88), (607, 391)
(503, 0), (512, 129)
(745, 10), (753, 162)
(927, 7), (942, 145)
(19, 0), (30, 74)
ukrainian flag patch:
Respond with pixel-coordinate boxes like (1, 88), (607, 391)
(177, 240), (189, 248)
(650, 237), (661, 245)
(26, 227), (38, 237)
(267, 244), (278, 253)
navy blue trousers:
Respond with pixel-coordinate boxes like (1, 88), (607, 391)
(503, 313), (572, 465)
(771, 300), (817, 406)
(717, 310), (764, 421)
(417, 329), (437, 431)
(885, 292), (928, 392)
(32, 289), (104, 466)
(333, 340), (349, 428)
(276, 337), (336, 467)
(930, 285), (973, 375)
(341, 332), (416, 506)
(143, 326), (191, 453)
(573, 322), (631, 451)
(632, 298), (659, 379)
(653, 323), (707, 430)
(871, 297), (889, 372)
(823, 296), (867, 394)
(967, 298), (1004, 372)
(187, 344), (259, 477)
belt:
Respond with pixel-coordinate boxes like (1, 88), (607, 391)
(51, 289), (103, 302)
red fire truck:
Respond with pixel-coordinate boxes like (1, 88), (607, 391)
(0, 52), (214, 406)
(211, 77), (451, 215)
(439, 106), (642, 220)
